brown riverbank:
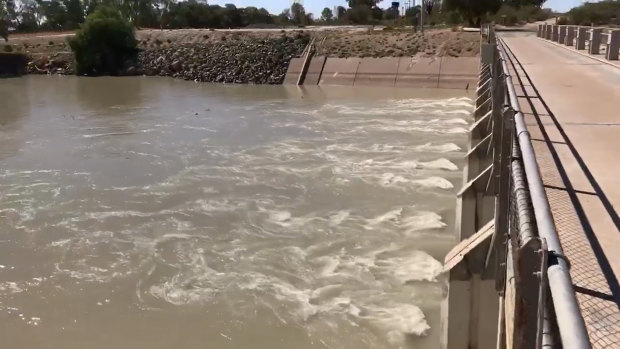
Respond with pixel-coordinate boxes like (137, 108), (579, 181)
(2, 27), (480, 83)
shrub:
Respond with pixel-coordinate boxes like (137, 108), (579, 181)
(3, 44), (13, 52)
(492, 5), (549, 26)
(568, 0), (620, 25)
(68, 6), (137, 76)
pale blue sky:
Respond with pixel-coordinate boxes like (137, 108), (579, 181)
(209, 0), (585, 16)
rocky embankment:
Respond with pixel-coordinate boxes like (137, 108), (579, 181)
(21, 34), (308, 84)
(10, 28), (479, 83)
(138, 36), (307, 83)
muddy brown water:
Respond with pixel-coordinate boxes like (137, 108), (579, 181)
(0, 76), (472, 348)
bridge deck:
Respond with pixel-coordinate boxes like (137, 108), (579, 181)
(502, 33), (620, 348)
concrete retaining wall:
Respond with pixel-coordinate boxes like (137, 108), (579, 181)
(0, 53), (27, 77)
(303, 55), (327, 85)
(284, 55), (478, 90)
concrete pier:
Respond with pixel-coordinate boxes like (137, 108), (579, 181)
(606, 30), (620, 60)
(576, 27), (587, 50)
(566, 26), (576, 46)
(589, 28), (602, 54)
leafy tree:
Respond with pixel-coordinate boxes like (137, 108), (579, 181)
(290, 2), (306, 26)
(568, 0), (620, 26)
(347, 0), (380, 8)
(0, 0), (8, 41)
(68, 6), (138, 75)
(63, 0), (85, 28)
(336, 6), (346, 20)
(443, 0), (502, 27)
(321, 7), (333, 22)
(346, 5), (372, 24)
(277, 8), (291, 25)
(506, 0), (546, 8)
(39, 0), (69, 30)
(425, 0), (440, 15)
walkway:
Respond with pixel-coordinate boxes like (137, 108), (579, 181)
(502, 32), (620, 348)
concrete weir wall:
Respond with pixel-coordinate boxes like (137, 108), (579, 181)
(285, 56), (478, 89)
(0, 53), (27, 77)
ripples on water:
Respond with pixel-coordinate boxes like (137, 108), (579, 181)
(0, 76), (472, 348)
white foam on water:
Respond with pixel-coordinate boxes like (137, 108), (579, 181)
(365, 207), (403, 227)
(360, 303), (431, 343)
(418, 158), (459, 171)
(401, 211), (447, 233)
(414, 143), (462, 153)
(374, 251), (443, 284)
(413, 177), (454, 190)
(329, 210), (350, 226)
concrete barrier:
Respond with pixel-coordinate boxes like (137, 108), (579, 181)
(607, 30), (620, 61)
(589, 28), (602, 54)
(552, 25), (559, 42)
(566, 26), (576, 46)
(283, 58), (304, 84)
(546, 24), (553, 40)
(538, 25), (543, 38)
(303, 56), (327, 85)
(559, 26), (567, 44)
(319, 58), (362, 86)
(576, 27), (587, 50)
(438, 57), (478, 90)
(395, 57), (441, 88)
(353, 57), (400, 87)
(0, 53), (26, 77)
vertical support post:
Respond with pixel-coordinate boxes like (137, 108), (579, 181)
(566, 26), (576, 46)
(559, 26), (567, 44)
(552, 25), (559, 42)
(546, 24), (553, 40)
(589, 28), (602, 55)
(576, 27), (587, 50)
(537, 25), (543, 38)
(606, 30), (620, 60)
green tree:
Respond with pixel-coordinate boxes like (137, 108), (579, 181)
(0, 0), (8, 41)
(63, 0), (85, 28)
(39, 0), (69, 30)
(443, 0), (502, 27)
(321, 7), (333, 22)
(347, 0), (380, 8)
(290, 2), (306, 25)
(506, 0), (546, 8)
(346, 5), (372, 24)
(68, 6), (138, 75)
(336, 6), (346, 20)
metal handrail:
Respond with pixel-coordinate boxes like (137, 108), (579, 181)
(482, 24), (591, 348)
(496, 37), (591, 349)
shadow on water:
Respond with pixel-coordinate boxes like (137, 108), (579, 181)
(0, 77), (29, 161)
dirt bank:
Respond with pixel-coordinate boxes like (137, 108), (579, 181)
(3, 27), (480, 83)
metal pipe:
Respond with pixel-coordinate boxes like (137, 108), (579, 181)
(496, 39), (591, 349)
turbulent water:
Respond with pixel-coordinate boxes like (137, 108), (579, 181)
(0, 76), (472, 348)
